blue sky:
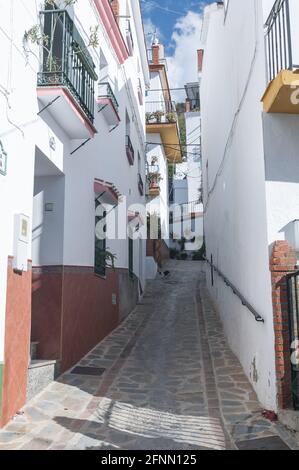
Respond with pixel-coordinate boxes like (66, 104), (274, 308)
(140, 0), (213, 54)
(140, 1), (214, 93)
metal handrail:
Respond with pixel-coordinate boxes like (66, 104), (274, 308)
(286, 269), (299, 409)
(205, 258), (265, 323)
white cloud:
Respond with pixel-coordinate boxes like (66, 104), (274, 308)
(167, 11), (203, 101)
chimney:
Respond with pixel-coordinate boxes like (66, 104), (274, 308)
(197, 49), (204, 72)
(152, 43), (164, 65)
(110, 0), (119, 22)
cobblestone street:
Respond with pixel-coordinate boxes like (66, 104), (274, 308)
(0, 261), (297, 450)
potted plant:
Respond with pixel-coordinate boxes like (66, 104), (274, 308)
(166, 112), (176, 123)
(146, 112), (153, 123)
(147, 172), (162, 190)
(151, 156), (159, 166)
(153, 110), (164, 123)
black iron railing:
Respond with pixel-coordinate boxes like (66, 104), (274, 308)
(179, 200), (202, 215)
(126, 20), (134, 52)
(265, 0), (296, 82)
(126, 135), (134, 164)
(37, 8), (97, 123)
(98, 82), (119, 112)
(287, 271), (299, 409)
(146, 101), (177, 124)
(138, 173), (144, 195)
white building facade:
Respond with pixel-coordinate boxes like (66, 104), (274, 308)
(201, 0), (299, 411)
(145, 42), (182, 277)
(0, 0), (149, 426)
(172, 82), (203, 255)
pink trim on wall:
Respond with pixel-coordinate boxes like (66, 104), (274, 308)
(94, 180), (119, 204)
(37, 87), (97, 137)
(93, 0), (129, 64)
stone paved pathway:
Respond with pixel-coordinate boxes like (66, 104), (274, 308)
(0, 261), (297, 450)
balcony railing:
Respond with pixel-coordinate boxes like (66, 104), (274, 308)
(265, 0), (294, 81)
(126, 20), (134, 55)
(126, 135), (134, 165)
(179, 200), (202, 215)
(98, 82), (119, 112)
(147, 171), (161, 196)
(147, 49), (168, 69)
(146, 101), (177, 124)
(138, 173), (144, 196)
(138, 78), (143, 105)
(37, 8), (97, 123)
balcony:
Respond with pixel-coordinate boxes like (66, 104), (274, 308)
(37, 8), (97, 138)
(138, 173), (144, 196)
(126, 135), (134, 165)
(147, 171), (161, 198)
(146, 101), (177, 124)
(262, 0), (299, 113)
(146, 101), (182, 163)
(97, 82), (120, 128)
(126, 20), (134, 56)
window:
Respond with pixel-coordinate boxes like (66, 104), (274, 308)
(95, 198), (107, 277)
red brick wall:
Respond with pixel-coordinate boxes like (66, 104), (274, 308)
(270, 241), (296, 409)
(152, 45), (160, 65)
(0, 258), (32, 427)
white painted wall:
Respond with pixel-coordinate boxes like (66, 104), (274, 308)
(146, 133), (169, 239)
(201, 0), (277, 409)
(263, 113), (299, 248)
(0, 0), (148, 363)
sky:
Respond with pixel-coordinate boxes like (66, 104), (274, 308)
(140, 0), (214, 98)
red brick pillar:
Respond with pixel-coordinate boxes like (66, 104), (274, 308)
(270, 241), (296, 409)
(152, 45), (160, 65)
(110, 0), (119, 21)
(197, 49), (204, 72)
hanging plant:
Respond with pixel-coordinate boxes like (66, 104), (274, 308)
(23, 0), (99, 75)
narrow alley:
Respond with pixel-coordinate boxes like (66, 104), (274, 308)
(0, 262), (296, 451)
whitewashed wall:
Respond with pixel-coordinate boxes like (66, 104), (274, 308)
(0, 0), (148, 363)
(201, 0), (277, 410)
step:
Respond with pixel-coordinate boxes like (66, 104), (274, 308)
(26, 360), (60, 402)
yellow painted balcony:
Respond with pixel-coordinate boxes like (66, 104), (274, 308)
(262, 0), (299, 114)
(146, 101), (182, 163)
(262, 70), (299, 114)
